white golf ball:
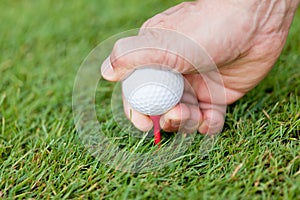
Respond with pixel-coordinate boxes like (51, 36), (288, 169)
(122, 67), (184, 116)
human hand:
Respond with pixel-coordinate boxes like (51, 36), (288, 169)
(101, 0), (299, 134)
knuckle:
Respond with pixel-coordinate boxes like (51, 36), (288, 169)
(149, 16), (167, 28)
(177, 2), (187, 8)
(112, 55), (128, 69)
(142, 13), (169, 29)
(179, 2), (192, 10)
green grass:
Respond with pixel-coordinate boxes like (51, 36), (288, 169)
(0, 0), (299, 199)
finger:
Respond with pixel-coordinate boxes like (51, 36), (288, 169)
(160, 76), (201, 133)
(101, 56), (115, 81)
(184, 73), (228, 105)
(101, 35), (161, 82)
(160, 103), (190, 132)
(160, 103), (202, 133)
(101, 34), (185, 81)
(123, 97), (153, 132)
(181, 77), (199, 105)
(198, 103), (226, 135)
(107, 32), (196, 80)
(180, 104), (202, 133)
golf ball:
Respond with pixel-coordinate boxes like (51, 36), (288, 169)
(122, 67), (184, 116)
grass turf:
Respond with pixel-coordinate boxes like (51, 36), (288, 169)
(0, 0), (299, 199)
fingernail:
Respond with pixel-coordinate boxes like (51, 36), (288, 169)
(199, 120), (208, 134)
(101, 56), (115, 80)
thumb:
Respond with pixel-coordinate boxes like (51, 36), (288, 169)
(101, 35), (165, 82)
(101, 28), (215, 81)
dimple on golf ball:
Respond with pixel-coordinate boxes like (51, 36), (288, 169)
(122, 67), (184, 116)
